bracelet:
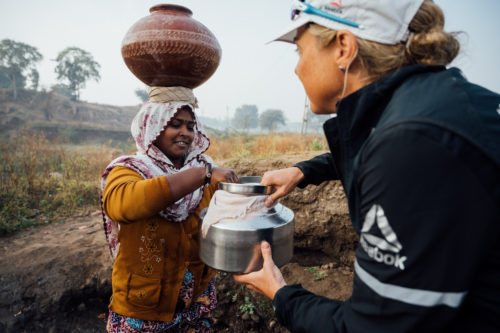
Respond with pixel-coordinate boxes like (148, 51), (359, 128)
(204, 163), (212, 185)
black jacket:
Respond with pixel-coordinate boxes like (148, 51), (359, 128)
(273, 65), (500, 332)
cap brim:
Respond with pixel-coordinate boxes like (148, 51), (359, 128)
(267, 16), (311, 44)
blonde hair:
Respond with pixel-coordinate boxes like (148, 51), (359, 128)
(308, 0), (460, 79)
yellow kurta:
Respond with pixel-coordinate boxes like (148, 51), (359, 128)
(102, 166), (216, 322)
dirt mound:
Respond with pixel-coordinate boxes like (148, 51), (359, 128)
(224, 156), (358, 267)
(0, 155), (357, 332)
(0, 214), (111, 332)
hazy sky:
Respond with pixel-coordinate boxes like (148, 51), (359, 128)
(1, 0), (499, 122)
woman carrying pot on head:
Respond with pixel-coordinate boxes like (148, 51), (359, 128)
(101, 87), (239, 332)
(234, 0), (500, 332)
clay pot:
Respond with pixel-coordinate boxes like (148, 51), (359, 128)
(121, 4), (222, 88)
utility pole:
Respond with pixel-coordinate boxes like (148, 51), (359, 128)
(300, 96), (310, 134)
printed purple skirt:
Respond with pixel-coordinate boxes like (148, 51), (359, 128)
(107, 270), (217, 333)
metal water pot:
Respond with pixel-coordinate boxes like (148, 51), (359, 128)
(200, 177), (294, 273)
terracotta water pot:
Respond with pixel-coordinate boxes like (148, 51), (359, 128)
(121, 4), (221, 88)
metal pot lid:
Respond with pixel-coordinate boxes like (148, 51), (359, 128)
(218, 176), (273, 195)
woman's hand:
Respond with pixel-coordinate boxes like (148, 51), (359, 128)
(261, 167), (304, 207)
(233, 241), (286, 300)
(210, 166), (239, 185)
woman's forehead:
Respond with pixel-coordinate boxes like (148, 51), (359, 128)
(173, 109), (195, 121)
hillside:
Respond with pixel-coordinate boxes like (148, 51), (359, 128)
(0, 88), (327, 140)
(0, 89), (237, 142)
(0, 88), (139, 142)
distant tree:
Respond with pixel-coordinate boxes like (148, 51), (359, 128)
(54, 47), (100, 101)
(50, 83), (73, 98)
(0, 39), (43, 99)
(135, 87), (148, 102)
(0, 65), (25, 90)
(29, 68), (39, 90)
(259, 109), (286, 132)
(231, 104), (258, 131)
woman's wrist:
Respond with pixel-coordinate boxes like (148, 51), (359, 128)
(270, 281), (287, 300)
(271, 284), (287, 309)
(204, 163), (212, 185)
(292, 166), (305, 185)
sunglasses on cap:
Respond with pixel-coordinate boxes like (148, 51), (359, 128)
(291, 0), (360, 28)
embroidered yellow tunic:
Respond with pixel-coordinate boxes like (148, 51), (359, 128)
(102, 166), (216, 322)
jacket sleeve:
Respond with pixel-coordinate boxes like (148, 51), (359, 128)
(273, 125), (499, 332)
(102, 166), (173, 223)
(294, 152), (339, 188)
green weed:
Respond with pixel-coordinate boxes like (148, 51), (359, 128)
(239, 296), (256, 315)
(306, 266), (328, 281)
(310, 138), (325, 151)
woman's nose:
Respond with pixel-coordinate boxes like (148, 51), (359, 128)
(178, 124), (192, 137)
(178, 125), (188, 135)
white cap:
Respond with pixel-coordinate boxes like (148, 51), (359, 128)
(272, 0), (425, 45)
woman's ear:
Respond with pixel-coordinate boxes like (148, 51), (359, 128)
(333, 30), (358, 69)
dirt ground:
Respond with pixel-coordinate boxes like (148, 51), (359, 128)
(0, 155), (358, 332)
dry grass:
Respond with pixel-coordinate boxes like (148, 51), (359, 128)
(0, 131), (326, 235)
(0, 130), (132, 234)
(206, 133), (326, 160)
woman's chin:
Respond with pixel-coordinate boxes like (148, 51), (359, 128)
(164, 151), (187, 165)
(310, 105), (336, 115)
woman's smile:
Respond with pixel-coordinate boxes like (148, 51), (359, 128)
(174, 139), (190, 148)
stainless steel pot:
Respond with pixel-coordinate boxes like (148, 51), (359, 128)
(200, 176), (294, 273)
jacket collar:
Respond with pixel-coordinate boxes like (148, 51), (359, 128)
(331, 64), (446, 141)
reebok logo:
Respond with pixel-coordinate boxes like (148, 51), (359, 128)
(360, 205), (407, 270)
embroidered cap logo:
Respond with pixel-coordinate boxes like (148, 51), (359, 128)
(330, 0), (342, 7)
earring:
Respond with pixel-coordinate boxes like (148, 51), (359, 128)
(339, 65), (345, 72)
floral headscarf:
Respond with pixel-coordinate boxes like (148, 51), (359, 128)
(100, 100), (213, 261)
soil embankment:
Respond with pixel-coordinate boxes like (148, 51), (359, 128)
(0, 155), (358, 332)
